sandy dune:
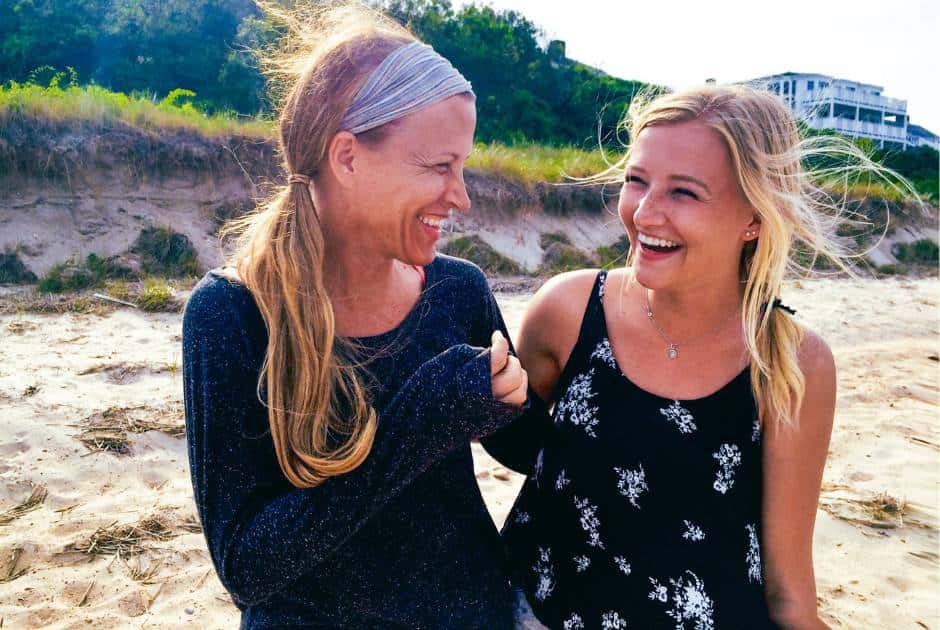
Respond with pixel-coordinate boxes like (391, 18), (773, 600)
(0, 277), (937, 629)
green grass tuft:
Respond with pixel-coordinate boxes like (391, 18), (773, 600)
(892, 239), (939, 264)
(596, 235), (631, 269)
(466, 142), (610, 185)
(132, 227), (199, 277)
(440, 236), (522, 275)
(137, 278), (178, 312)
(0, 248), (38, 284)
(539, 232), (572, 249)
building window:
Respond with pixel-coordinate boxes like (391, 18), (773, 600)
(808, 80), (815, 90)
(783, 82), (789, 94)
(820, 81), (829, 89)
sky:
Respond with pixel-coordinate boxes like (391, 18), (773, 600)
(453, 0), (940, 135)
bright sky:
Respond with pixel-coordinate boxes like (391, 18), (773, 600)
(454, 0), (940, 135)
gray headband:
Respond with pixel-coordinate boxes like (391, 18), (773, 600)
(340, 41), (473, 134)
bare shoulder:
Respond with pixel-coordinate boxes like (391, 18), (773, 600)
(522, 269), (600, 333)
(797, 328), (836, 383)
(518, 269), (600, 399)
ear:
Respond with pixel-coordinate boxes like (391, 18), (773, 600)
(743, 216), (761, 242)
(326, 130), (358, 188)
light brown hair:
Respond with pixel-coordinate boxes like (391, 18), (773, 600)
(222, 2), (415, 488)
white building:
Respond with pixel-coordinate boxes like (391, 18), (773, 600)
(906, 124), (940, 151)
(751, 72), (909, 150)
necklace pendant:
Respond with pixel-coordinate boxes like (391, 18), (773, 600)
(666, 344), (679, 360)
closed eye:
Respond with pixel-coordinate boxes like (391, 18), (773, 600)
(625, 174), (646, 185)
(674, 187), (699, 200)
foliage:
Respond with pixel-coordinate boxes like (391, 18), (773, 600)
(0, 80), (273, 137)
(892, 239), (939, 264)
(539, 242), (594, 275)
(0, 248), (37, 284)
(596, 235), (631, 268)
(539, 232), (572, 249)
(384, 0), (650, 144)
(131, 227), (199, 277)
(137, 278), (178, 312)
(440, 235), (522, 274)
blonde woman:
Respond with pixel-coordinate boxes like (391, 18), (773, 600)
(496, 85), (861, 629)
(181, 5), (527, 628)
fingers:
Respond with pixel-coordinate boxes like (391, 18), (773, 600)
(492, 354), (528, 406)
(490, 330), (509, 376)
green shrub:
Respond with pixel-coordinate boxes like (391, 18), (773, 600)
(137, 278), (178, 312)
(892, 239), (939, 264)
(0, 250), (38, 284)
(38, 258), (97, 293)
(596, 235), (631, 268)
(132, 227), (199, 277)
(539, 232), (572, 249)
(539, 242), (594, 275)
(876, 263), (906, 276)
(440, 235), (523, 275)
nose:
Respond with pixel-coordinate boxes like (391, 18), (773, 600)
(447, 169), (472, 213)
(632, 188), (665, 228)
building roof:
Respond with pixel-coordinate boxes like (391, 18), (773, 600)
(908, 124), (939, 141)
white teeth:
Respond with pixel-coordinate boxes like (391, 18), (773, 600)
(638, 233), (680, 248)
(418, 215), (444, 228)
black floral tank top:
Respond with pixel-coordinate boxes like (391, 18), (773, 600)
(502, 271), (775, 629)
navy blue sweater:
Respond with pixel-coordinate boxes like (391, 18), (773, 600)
(182, 255), (526, 628)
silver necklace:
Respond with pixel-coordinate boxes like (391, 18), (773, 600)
(643, 289), (738, 360)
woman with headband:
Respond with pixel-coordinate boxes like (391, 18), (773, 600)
(182, 5), (527, 628)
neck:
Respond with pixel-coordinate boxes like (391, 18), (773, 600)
(323, 236), (401, 307)
(644, 276), (744, 342)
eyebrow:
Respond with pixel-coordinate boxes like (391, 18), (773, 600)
(626, 166), (711, 194)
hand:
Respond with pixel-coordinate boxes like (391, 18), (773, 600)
(490, 330), (528, 406)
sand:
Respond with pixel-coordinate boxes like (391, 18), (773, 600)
(0, 277), (937, 629)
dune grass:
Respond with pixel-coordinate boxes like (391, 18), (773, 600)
(0, 81), (272, 138)
(467, 141), (611, 184)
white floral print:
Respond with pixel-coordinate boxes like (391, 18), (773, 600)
(712, 443), (742, 494)
(746, 524), (763, 584)
(649, 570), (715, 630)
(574, 496), (605, 549)
(614, 463), (648, 509)
(598, 272), (607, 297)
(591, 338), (619, 371)
(614, 556), (632, 576)
(533, 547), (555, 602)
(648, 578), (668, 603)
(682, 520), (705, 542)
(555, 469), (571, 491)
(563, 613), (585, 629)
(573, 554), (591, 573)
(515, 511), (531, 525)
(557, 369), (600, 437)
(659, 400), (698, 434)
(601, 611), (628, 629)
(751, 415), (762, 443)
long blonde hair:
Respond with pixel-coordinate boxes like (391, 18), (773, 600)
(222, 3), (415, 488)
(602, 84), (918, 429)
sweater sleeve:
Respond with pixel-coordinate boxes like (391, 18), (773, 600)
(182, 280), (522, 606)
(469, 274), (554, 475)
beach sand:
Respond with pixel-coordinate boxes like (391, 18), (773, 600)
(0, 277), (937, 628)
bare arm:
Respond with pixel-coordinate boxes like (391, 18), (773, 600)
(481, 270), (598, 472)
(761, 331), (836, 629)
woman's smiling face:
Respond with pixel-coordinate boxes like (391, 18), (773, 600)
(618, 119), (760, 292)
(344, 94), (476, 266)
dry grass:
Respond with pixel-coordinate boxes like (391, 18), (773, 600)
(0, 546), (27, 583)
(123, 555), (164, 584)
(0, 485), (48, 526)
(862, 491), (909, 527)
(63, 515), (174, 558)
(72, 403), (185, 454)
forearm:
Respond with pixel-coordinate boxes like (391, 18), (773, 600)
(201, 344), (520, 604)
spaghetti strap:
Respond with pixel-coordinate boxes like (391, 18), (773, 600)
(551, 270), (609, 402)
